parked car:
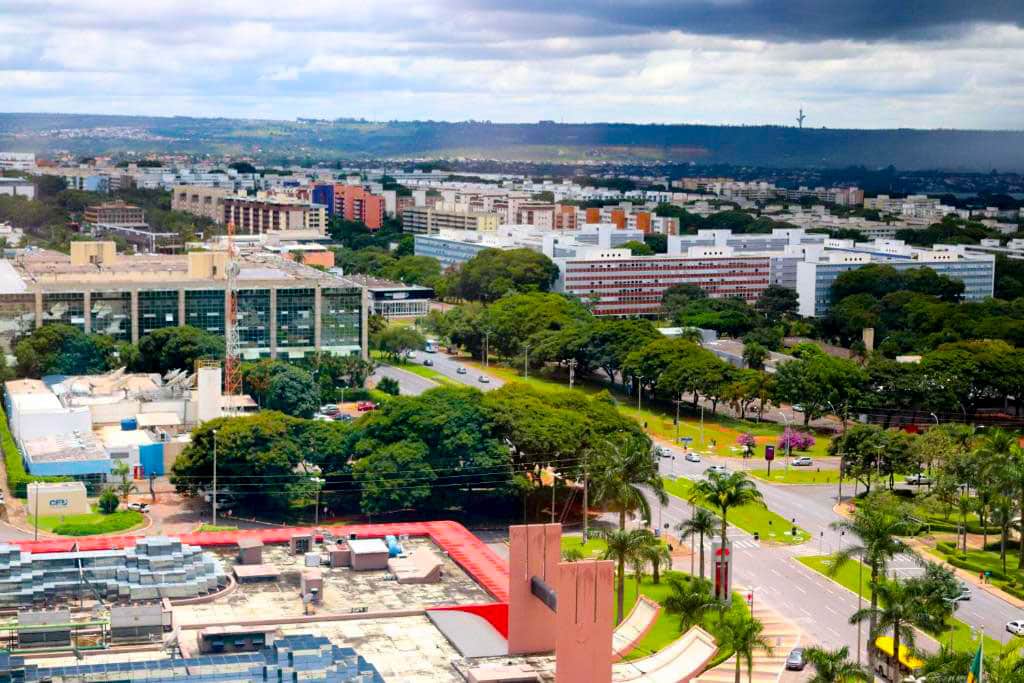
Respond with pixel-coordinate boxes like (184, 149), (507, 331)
(954, 581), (971, 601)
(785, 648), (806, 671)
(127, 502), (150, 513)
(905, 473), (932, 485)
(705, 464), (728, 476)
(356, 401), (377, 412)
(456, 366), (467, 375)
(332, 413), (353, 422)
(685, 452), (702, 463)
(423, 359), (434, 366)
(792, 456), (813, 467)
(792, 404), (805, 413)
(1007, 620), (1024, 636)
(478, 375), (491, 384)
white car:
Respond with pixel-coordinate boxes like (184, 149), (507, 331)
(685, 452), (702, 463)
(127, 502), (150, 513)
(478, 375), (490, 384)
(792, 457), (813, 467)
(705, 464), (728, 476)
(1008, 620), (1024, 636)
(406, 351), (417, 360)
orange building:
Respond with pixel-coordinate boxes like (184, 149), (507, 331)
(610, 209), (626, 229)
(635, 211), (652, 234)
(585, 207), (601, 224)
(335, 185), (384, 230)
(553, 204), (578, 230)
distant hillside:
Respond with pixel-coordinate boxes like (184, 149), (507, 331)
(1, 112), (1022, 171)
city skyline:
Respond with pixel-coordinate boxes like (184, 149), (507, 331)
(1, 0), (1023, 130)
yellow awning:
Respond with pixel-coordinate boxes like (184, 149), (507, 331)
(874, 636), (924, 670)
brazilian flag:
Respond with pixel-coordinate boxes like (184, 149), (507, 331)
(967, 643), (983, 683)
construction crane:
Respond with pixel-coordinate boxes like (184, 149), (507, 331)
(223, 219), (242, 413)
(796, 107), (806, 129)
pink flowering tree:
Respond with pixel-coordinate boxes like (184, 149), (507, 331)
(778, 428), (816, 452)
(736, 433), (756, 448)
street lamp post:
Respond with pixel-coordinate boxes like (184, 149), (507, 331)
(568, 359), (577, 390)
(673, 396), (684, 444)
(212, 429), (218, 528)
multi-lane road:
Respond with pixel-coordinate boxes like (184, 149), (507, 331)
(380, 351), (1024, 660)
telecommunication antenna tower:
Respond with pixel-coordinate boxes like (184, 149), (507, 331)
(796, 107), (806, 129)
(223, 219), (242, 413)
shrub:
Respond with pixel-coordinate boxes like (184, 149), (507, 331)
(0, 403), (69, 497)
(98, 490), (120, 514)
(778, 428), (815, 452)
(377, 377), (400, 396)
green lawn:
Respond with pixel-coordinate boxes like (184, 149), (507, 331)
(467, 360), (831, 461)
(797, 555), (1000, 654)
(196, 524), (238, 532)
(663, 477), (809, 544)
(561, 535), (608, 559)
(619, 571), (748, 662)
(28, 507), (145, 536)
(749, 469), (905, 486)
(389, 361), (458, 386)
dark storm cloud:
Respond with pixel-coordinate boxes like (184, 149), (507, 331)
(463, 0), (1024, 42)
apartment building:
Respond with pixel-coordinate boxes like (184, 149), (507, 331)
(512, 202), (556, 229)
(311, 184), (384, 230)
(402, 205), (501, 235)
(0, 152), (35, 171)
(83, 202), (145, 226)
(0, 242), (366, 359)
(171, 185), (231, 223)
(222, 195), (327, 235)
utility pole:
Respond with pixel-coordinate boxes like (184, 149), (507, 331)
(483, 332), (490, 368)
(211, 429), (218, 527)
(310, 476), (325, 526)
(581, 452), (589, 543)
(568, 359), (577, 390)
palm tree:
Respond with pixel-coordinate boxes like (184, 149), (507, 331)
(602, 528), (651, 624)
(591, 434), (668, 530)
(849, 579), (928, 682)
(111, 461), (137, 501)
(831, 497), (917, 669)
(638, 538), (672, 584)
(717, 611), (773, 683)
(992, 494), (1014, 574)
(689, 471), (764, 570)
(663, 575), (716, 632)
(676, 508), (718, 581)
(1006, 444), (1024, 569)
(562, 546), (585, 562)
(956, 494), (974, 555)
(803, 646), (870, 683)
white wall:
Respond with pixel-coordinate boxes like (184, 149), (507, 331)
(13, 408), (91, 441)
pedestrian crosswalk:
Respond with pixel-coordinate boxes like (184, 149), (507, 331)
(731, 537), (760, 550)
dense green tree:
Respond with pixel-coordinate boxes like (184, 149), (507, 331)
(376, 376), (400, 396)
(481, 291), (589, 359)
(587, 318), (661, 384)
(381, 255), (442, 287)
(849, 578), (933, 682)
(755, 285), (799, 323)
(621, 240), (654, 256)
(98, 489), (120, 514)
(663, 576), (716, 632)
(133, 325), (224, 375)
(590, 433), (666, 530)
(266, 364), (318, 418)
(742, 342), (768, 371)
(351, 440), (434, 515)
(372, 325), (426, 362)
(447, 248), (560, 302)
(672, 297), (762, 337)
(14, 324), (122, 377)
(643, 233), (668, 254)
(661, 284), (708, 318)
(774, 354), (866, 426)
(829, 425), (915, 492)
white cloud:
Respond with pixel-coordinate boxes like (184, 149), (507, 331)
(0, 1), (1021, 128)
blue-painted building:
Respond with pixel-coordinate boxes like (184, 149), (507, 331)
(312, 183), (336, 216)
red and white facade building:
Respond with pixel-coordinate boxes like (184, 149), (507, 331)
(555, 247), (772, 317)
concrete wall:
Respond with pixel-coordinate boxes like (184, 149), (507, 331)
(13, 407), (91, 441)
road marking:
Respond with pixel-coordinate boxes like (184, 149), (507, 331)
(793, 584), (807, 594)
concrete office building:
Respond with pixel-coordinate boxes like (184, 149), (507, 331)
(341, 274), (433, 319)
(171, 185), (231, 223)
(0, 177), (36, 200)
(0, 152), (35, 171)
(312, 184), (385, 230)
(83, 202), (145, 226)
(402, 205), (501, 235)
(0, 242), (367, 360)
(222, 195), (326, 235)
(797, 239), (996, 317)
(555, 247), (772, 317)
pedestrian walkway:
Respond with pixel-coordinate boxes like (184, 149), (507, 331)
(695, 600), (801, 683)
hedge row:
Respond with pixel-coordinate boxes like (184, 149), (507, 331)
(0, 403), (69, 498)
(927, 519), (1001, 535)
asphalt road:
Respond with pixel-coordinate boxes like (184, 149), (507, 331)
(654, 444), (1024, 658)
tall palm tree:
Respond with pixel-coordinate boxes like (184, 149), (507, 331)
(689, 471), (764, 569)
(718, 611), (773, 683)
(849, 579), (929, 682)
(992, 494), (1015, 574)
(602, 528), (651, 624)
(663, 575), (716, 632)
(1006, 444), (1024, 569)
(956, 494), (974, 555)
(677, 508), (718, 581)
(831, 498), (917, 668)
(591, 434), (668, 530)
(803, 646), (870, 683)
(638, 537), (673, 584)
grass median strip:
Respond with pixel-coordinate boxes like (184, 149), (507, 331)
(797, 555), (1001, 654)
(663, 476), (809, 544)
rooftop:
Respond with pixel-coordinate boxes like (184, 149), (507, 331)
(340, 273), (433, 292)
(23, 431), (108, 463)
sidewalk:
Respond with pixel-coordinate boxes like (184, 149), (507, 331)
(695, 598), (803, 683)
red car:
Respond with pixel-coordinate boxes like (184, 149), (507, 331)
(356, 401), (377, 412)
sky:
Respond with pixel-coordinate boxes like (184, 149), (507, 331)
(2, 0), (1023, 129)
